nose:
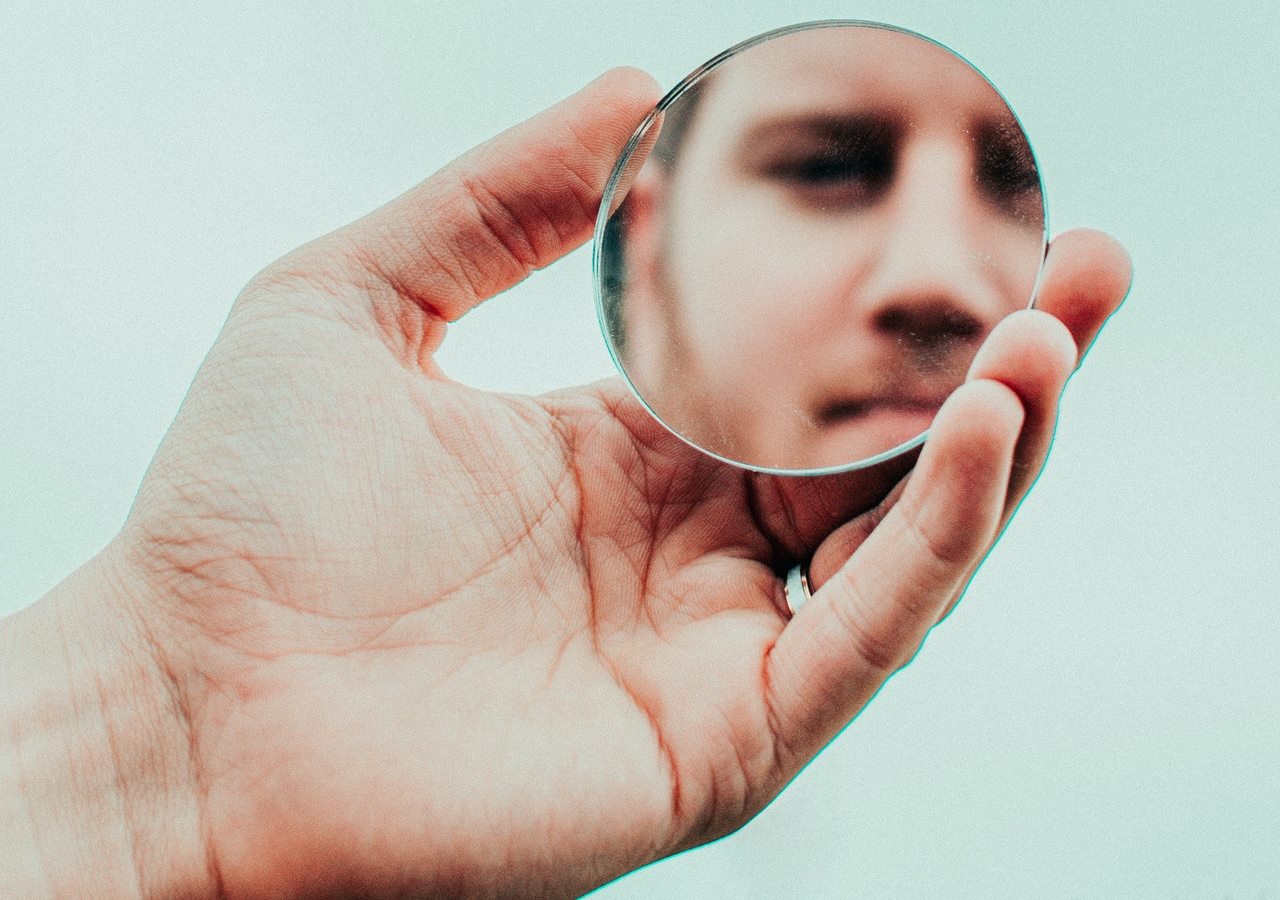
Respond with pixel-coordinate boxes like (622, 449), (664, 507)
(852, 135), (1006, 368)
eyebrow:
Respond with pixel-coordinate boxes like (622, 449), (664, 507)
(731, 111), (904, 167)
(973, 114), (1034, 153)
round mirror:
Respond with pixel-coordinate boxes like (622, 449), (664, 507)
(594, 21), (1047, 474)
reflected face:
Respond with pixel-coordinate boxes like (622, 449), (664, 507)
(604, 25), (1045, 471)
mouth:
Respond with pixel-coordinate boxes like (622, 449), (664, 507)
(807, 392), (945, 464)
(816, 394), (944, 427)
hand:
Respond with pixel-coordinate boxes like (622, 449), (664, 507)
(2, 69), (1130, 898)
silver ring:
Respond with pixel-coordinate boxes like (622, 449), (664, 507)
(783, 563), (812, 616)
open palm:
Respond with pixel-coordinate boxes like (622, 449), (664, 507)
(108, 70), (1130, 898)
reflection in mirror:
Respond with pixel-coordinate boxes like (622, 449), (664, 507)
(596, 22), (1046, 474)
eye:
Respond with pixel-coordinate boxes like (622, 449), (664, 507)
(974, 117), (1042, 223)
(760, 117), (899, 210)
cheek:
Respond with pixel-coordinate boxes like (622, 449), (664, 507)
(671, 193), (870, 377)
(981, 219), (1045, 312)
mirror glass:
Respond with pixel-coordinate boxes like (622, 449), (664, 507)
(595, 21), (1047, 474)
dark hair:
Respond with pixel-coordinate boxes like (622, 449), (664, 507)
(601, 76), (712, 352)
(650, 76), (710, 169)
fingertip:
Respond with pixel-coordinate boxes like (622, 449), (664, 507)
(906, 378), (1023, 554)
(1036, 228), (1133, 353)
(933, 378), (1025, 458)
(1061, 227), (1134, 298)
(536, 67), (661, 168)
(958, 313), (1075, 522)
(588, 66), (662, 106)
(570, 68), (662, 148)
(1035, 309), (1080, 376)
(1044, 228), (1133, 298)
(967, 309), (1076, 401)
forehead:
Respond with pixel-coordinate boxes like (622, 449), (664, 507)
(694, 26), (1012, 132)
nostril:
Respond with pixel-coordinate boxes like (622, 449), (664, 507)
(875, 303), (984, 347)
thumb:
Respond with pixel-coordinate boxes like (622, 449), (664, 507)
(255, 68), (659, 361)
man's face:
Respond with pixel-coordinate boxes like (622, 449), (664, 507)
(616, 26), (1044, 471)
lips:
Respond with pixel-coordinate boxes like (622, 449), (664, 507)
(806, 391), (947, 466)
(802, 362), (963, 466)
(816, 393), (946, 427)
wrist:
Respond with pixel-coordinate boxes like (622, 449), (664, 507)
(0, 543), (216, 899)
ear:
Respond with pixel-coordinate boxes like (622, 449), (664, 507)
(617, 164), (672, 391)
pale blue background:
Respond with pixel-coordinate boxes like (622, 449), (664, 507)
(3, 2), (1277, 897)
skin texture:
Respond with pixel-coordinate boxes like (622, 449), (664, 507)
(0, 68), (1130, 899)
(617, 27), (1046, 470)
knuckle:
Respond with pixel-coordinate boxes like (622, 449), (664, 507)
(826, 572), (908, 675)
(900, 493), (977, 570)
